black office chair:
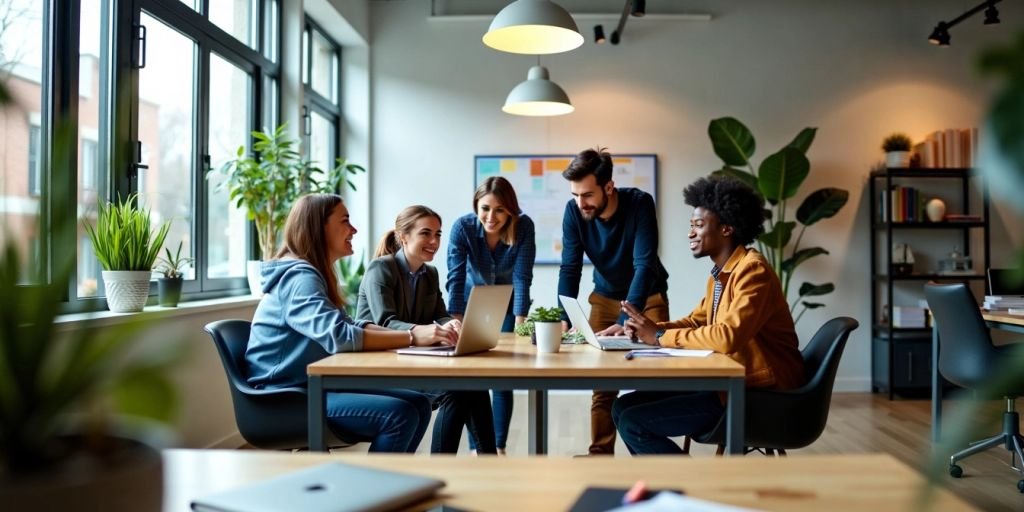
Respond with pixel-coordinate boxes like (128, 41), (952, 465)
(204, 319), (364, 450)
(925, 283), (1024, 492)
(683, 316), (859, 456)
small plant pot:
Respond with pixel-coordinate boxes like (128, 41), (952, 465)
(534, 322), (562, 353)
(157, 277), (183, 307)
(886, 151), (911, 168)
(102, 271), (152, 313)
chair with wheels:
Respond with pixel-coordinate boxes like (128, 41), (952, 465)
(925, 282), (1024, 493)
(204, 319), (367, 450)
(683, 316), (859, 456)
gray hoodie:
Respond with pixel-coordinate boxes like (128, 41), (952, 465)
(245, 259), (365, 389)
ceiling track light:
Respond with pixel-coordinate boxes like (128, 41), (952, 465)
(594, 24), (606, 44)
(631, 0), (646, 18)
(928, 0), (1002, 47)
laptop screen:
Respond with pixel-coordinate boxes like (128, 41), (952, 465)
(988, 268), (1024, 296)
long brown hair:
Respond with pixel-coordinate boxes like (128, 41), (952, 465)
(374, 205), (443, 258)
(276, 193), (345, 308)
(473, 176), (521, 246)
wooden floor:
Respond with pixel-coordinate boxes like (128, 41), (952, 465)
(388, 392), (1023, 511)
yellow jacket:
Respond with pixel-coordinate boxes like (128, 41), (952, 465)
(658, 246), (804, 390)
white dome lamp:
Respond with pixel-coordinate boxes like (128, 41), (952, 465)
(502, 65), (574, 117)
(483, 0), (584, 55)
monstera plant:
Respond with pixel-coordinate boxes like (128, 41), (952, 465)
(708, 117), (849, 323)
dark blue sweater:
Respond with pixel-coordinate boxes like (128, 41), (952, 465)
(557, 187), (669, 325)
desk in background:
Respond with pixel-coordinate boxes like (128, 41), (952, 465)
(307, 334), (747, 454)
(164, 449), (976, 511)
(931, 312), (1024, 441)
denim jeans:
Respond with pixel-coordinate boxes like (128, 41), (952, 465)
(424, 390), (496, 454)
(325, 389), (432, 453)
(468, 390), (514, 450)
(612, 391), (725, 455)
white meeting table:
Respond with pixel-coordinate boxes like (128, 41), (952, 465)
(308, 335), (747, 454)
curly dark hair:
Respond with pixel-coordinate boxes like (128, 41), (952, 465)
(683, 175), (765, 247)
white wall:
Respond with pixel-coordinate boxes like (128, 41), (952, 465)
(367, 0), (1024, 391)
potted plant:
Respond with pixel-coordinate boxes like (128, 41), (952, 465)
(85, 195), (171, 313)
(709, 117), (849, 324)
(336, 254), (366, 317)
(155, 241), (193, 307)
(213, 123), (366, 295)
(882, 133), (913, 168)
(529, 306), (563, 353)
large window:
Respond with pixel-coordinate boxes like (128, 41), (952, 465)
(4, 0), (280, 310)
(302, 17), (340, 181)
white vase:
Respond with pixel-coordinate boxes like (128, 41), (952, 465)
(246, 260), (264, 296)
(926, 198), (947, 222)
(534, 322), (562, 353)
(102, 270), (152, 312)
(886, 151), (911, 168)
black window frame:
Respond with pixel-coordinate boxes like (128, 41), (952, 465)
(301, 15), (341, 168)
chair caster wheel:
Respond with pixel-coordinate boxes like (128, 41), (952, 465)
(1017, 479), (1024, 493)
(949, 464), (963, 478)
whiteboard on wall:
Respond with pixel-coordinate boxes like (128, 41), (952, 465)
(474, 154), (658, 264)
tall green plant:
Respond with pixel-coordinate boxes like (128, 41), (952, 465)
(84, 194), (171, 271)
(214, 123), (367, 261)
(708, 117), (849, 323)
(336, 254), (366, 317)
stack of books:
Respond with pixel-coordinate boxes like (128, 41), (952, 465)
(892, 306), (928, 328)
(982, 295), (1024, 311)
(912, 128), (978, 168)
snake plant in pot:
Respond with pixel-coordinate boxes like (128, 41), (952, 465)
(155, 241), (193, 307)
(708, 117), (849, 324)
(84, 195), (171, 313)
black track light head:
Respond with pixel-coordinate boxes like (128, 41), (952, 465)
(984, 3), (1000, 24)
(594, 24), (606, 44)
(610, 30), (620, 45)
(928, 22), (951, 46)
(631, 0), (646, 17)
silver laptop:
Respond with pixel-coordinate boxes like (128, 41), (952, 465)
(396, 284), (513, 357)
(558, 295), (654, 350)
(190, 462), (444, 512)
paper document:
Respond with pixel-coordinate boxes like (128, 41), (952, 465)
(627, 348), (713, 358)
(609, 491), (761, 511)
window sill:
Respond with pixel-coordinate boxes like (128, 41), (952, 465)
(55, 295), (260, 332)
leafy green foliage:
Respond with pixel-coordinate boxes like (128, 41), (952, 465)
(83, 194), (171, 271)
(881, 133), (912, 152)
(708, 117), (849, 322)
(213, 124), (367, 260)
(528, 306), (562, 323)
(336, 254), (366, 317)
(155, 241), (193, 279)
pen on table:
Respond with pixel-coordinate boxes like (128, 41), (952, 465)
(624, 351), (635, 360)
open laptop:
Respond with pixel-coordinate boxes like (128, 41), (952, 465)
(987, 268), (1024, 296)
(190, 462), (444, 512)
(395, 284), (513, 357)
(559, 295), (654, 350)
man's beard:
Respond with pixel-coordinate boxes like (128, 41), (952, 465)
(579, 190), (608, 221)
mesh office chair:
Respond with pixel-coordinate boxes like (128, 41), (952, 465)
(205, 319), (364, 450)
(925, 282), (1024, 492)
(683, 316), (858, 456)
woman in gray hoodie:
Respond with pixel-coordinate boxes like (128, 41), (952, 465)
(246, 194), (442, 453)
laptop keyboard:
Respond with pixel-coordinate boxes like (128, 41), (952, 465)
(600, 338), (648, 349)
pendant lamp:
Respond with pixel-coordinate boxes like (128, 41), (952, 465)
(483, 0), (584, 55)
(502, 65), (574, 117)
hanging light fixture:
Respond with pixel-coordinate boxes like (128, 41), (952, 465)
(502, 65), (574, 116)
(483, 0), (584, 55)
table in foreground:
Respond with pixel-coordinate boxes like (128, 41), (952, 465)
(308, 335), (746, 454)
(163, 449), (976, 512)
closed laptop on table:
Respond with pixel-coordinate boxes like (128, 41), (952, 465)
(190, 462), (445, 512)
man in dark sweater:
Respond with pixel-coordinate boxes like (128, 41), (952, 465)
(557, 147), (670, 455)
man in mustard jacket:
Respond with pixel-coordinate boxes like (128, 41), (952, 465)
(614, 175), (804, 454)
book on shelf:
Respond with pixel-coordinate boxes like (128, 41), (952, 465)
(912, 127), (978, 168)
(892, 306), (928, 328)
(944, 213), (982, 222)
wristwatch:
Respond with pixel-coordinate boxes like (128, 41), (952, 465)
(654, 329), (665, 347)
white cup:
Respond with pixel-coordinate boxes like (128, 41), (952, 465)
(534, 322), (562, 354)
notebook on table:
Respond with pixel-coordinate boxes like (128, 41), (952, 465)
(190, 462), (445, 512)
(395, 284), (513, 357)
(558, 295), (654, 351)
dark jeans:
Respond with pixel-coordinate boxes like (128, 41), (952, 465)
(424, 390), (496, 454)
(612, 391), (725, 455)
(468, 313), (516, 451)
(325, 389), (432, 453)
